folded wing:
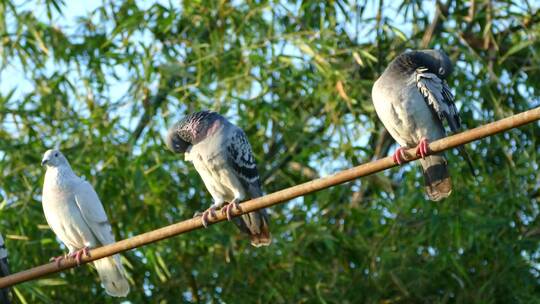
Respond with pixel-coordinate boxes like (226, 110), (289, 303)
(416, 67), (475, 176)
(73, 181), (115, 245)
(415, 67), (461, 133)
(225, 128), (271, 246)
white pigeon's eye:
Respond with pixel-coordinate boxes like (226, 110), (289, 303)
(54, 153), (59, 157)
(439, 67), (445, 75)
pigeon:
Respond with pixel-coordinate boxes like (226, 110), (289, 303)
(166, 110), (272, 247)
(41, 149), (129, 297)
(372, 49), (474, 201)
(0, 234), (10, 304)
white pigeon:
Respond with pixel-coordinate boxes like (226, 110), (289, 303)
(166, 110), (272, 247)
(41, 149), (129, 297)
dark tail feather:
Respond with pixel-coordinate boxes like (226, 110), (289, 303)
(233, 209), (272, 247)
(0, 235), (11, 304)
(457, 145), (476, 177)
(419, 155), (452, 201)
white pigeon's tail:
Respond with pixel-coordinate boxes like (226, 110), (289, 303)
(93, 255), (129, 297)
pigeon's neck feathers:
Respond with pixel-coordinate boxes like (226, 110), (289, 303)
(44, 164), (79, 190)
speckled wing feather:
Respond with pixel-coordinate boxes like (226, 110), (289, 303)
(225, 128), (263, 198)
(225, 127), (271, 246)
(415, 67), (461, 132)
(416, 67), (475, 175)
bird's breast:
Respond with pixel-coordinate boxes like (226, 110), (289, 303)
(190, 146), (237, 202)
(373, 78), (443, 147)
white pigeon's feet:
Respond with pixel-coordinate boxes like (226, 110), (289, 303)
(221, 200), (243, 221)
(392, 147), (407, 165)
(69, 246), (91, 266)
(201, 207), (218, 228)
(415, 138), (430, 159)
(50, 254), (67, 268)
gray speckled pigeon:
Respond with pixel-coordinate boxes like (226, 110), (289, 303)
(0, 234), (10, 304)
(372, 49), (474, 201)
(166, 110), (271, 247)
(41, 149), (129, 297)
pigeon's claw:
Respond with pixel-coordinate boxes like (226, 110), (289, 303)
(415, 138), (430, 159)
(221, 200), (243, 221)
(201, 207), (217, 228)
(392, 147), (407, 165)
(50, 254), (67, 268)
(69, 246), (91, 266)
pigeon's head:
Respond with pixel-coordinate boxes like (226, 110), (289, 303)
(166, 129), (191, 154)
(41, 149), (69, 167)
(416, 49), (453, 78)
(166, 110), (222, 154)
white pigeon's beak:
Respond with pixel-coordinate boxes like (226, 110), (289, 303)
(41, 158), (48, 166)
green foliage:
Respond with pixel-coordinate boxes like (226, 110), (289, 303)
(1, 0), (539, 302)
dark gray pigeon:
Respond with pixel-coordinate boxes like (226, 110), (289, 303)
(0, 234), (10, 304)
(372, 49), (474, 201)
(166, 110), (271, 247)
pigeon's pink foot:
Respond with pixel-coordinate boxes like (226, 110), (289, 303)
(221, 200), (243, 221)
(69, 247), (91, 266)
(201, 207), (217, 228)
(49, 254), (67, 268)
(415, 138), (430, 159)
(392, 147), (407, 165)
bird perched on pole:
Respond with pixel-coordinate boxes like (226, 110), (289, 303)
(371, 49), (474, 201)
(41, 149), (130, 297)
(0, 234), (11, 304)
(166, 110), (272, 247)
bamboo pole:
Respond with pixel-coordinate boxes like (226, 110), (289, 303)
(0, 107), (539, 289)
